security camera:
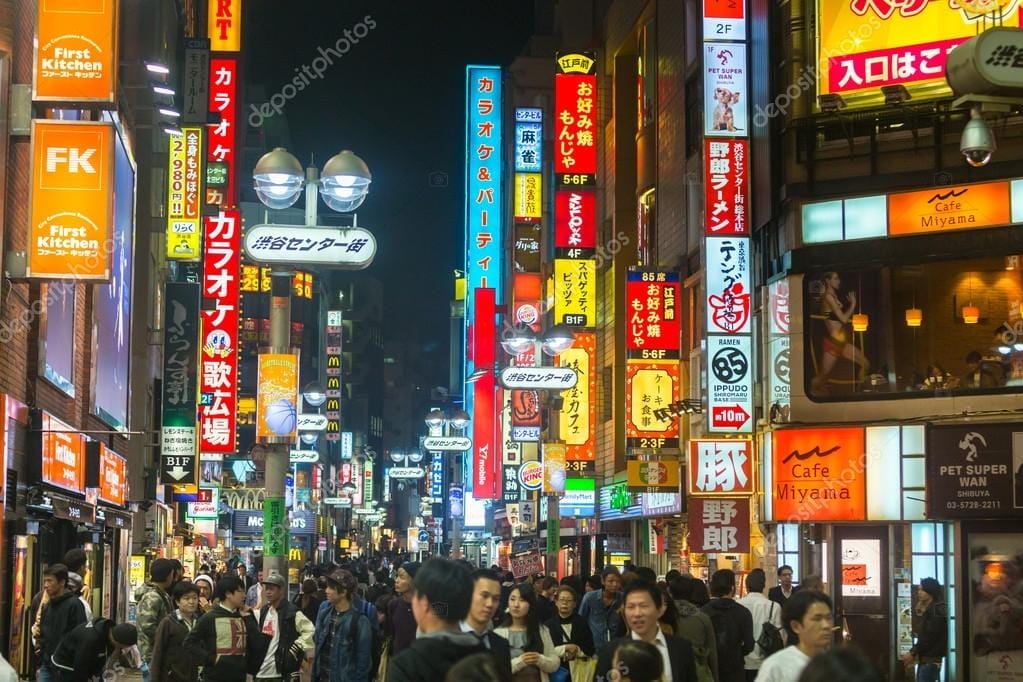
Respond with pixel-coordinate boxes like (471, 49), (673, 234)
(961, 107), (995, 168)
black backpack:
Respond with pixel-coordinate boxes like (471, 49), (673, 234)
(707, 607), (742, 673)
(756, 602), (785, 658)
(349, 600), (381, 680)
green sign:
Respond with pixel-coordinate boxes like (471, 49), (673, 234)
(206, 162), (228, 188)
(263, 497), (287, 557)
(546, 502), (560, 555)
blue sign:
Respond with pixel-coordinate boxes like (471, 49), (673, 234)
(232, 509), (316, 536)
(430, 451), (444, 499)
(514, 108), (542, 173)
(418, 529), (430, 543)
(449, 485), (464, 519)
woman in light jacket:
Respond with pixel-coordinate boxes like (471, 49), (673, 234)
(494, 582), (560, 682)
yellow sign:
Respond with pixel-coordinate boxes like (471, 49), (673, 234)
(208, 0), (242, 52)
(887, 181), (1010, 236)
(543, 442), (567, 494)
(815, 0), (1020, 109)
(166, 127), (203, 261)
(514, 173), (543, 220)
(34, 0), (118, 103)
(554, 258), (596, 328)
(256, 353), (299, 442)
(627, 460), (681, 491)
(627, 364), (675, 435)
(556, 332), (596, 459)
(129, 555), (147, 595)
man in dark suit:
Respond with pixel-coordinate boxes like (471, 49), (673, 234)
(596, 582), (698, 682)
(768, 565), (797, 607)
(460, 569), (512, 677)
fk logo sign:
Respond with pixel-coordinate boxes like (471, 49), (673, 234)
(46, 147), (96, 174)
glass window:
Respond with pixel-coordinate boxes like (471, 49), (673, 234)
(843, 196), (887, 240)
(776, 523), (800, 582)
(802, 201), (843, 244)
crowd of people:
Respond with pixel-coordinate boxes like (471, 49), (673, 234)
(19, 550), (947, 682)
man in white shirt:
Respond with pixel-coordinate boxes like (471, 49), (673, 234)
(250, 571), (315, 681)
(756, 591), (833, 682)
(738, 569), (784, 681)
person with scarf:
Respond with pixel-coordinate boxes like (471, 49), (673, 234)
(545, 586), (594, 682)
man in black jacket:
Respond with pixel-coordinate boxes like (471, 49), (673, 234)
(596, 583), (698, 682)
(767, 565), (797, 607)
(460, 569), (512, 677)
(36, 564), (87, 682)
(900, 578), (947, 682)
(50, 619), (137, 682)
(702, 569), (754, 682)
(387, 558), (486, 682)
(248, 571), (315, 680)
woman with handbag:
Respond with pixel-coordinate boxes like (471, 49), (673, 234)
(545, 587), (595, 682)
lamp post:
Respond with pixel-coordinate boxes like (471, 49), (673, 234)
(424, 408), (470, 558)
(252, 147), (371, 579)
(501, 323), (576, 576)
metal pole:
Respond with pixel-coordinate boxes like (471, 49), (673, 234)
(546, 392), (561, 578)
(451, 422), (463, 560)
(263, 271), (293, 580)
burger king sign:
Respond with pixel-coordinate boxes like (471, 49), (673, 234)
(518, 460), (543, 490)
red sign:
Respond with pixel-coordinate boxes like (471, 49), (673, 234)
(688, 439), (754, 495)
(554, 73), (597, 176)
(97, 444), (127, 507)
(688, 497), (750, 553)
(207, 57), (237, 207)
(704, 139), (749, 236)
(555, 190), (596, 252)
(198, 210), (240, 453)
(626, 270), (682, 355)
(711, 404), (750, 430)
(41, 414), (86, 494)
(472, 288), (499, 499)
(510, 389), (541, 441)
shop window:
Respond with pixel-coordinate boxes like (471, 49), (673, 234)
(804, 259), (1023, 401)
(776, 523), (800, 582)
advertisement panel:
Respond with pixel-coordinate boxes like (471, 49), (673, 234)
(256, 354), (299, 443)
(28, 120), (114, 279)
(771, 428), (866, 522)
(554, 259), (596, 328)
(627, 460), (681, 493)
(33, 0), (118, 103)
(688, 497), (750, 553)
(704, 43), (748, 136)
(704, 139), (750, 236)
(167, 127), (203, 260)
(206, 57), (238, 207)
(554, 53), (597, 178)
(556, 332), (596, 464)
(42, 283), (75, 397)
(625, 361), (681, 450)
(513, 173), (542, 220)
(543, 442), (567, 494)
(510, 389), (541, 442)
(182, 39), (211, 124)
(926, 423), (1023, 519)
(688, 439), (754, 495)
(187, 487), (220, 520)
(473, 371), (498, 500)
(514, 108), (543, 172)
(626, 270), (682, 356)
(706, 237), (751, 335)
(97, 444), (127, 507)
(41, 413), (86, 494)
(324, 310), (342, 442)
(707, 335), (753, 433)
(814, 0), (1021, 109)
(562, 477), (596, 516)
(767, 279), (791, 422)
(208, 0), (242, 52)
(554, 190), (597, 256)
(198, 210), (240, 453)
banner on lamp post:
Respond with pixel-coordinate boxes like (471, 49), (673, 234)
(256, 353), (299, 443)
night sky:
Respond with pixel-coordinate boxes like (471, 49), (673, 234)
(246, 2), (537, 376)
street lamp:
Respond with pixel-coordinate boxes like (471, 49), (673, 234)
(424, 408), (471, 558)
(302, 381), (327, 408)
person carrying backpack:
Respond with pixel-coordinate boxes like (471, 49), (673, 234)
(701, 569), (754, 682)
(737, 569), (785, 681)
(313, 569), (372, 682)
(668, 577), (718, 682)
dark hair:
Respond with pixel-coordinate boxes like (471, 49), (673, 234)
(920, 577), (943, 601)
(689, 578), (711, 606)
(658, 586), (678, 628)
(540, 576), (558, 591)
(472, 569), (502, 586)
(556, 585), (579, 602)
(746, 568), (767, 594)
(500, 582), (544, 653)
(782, 590), (833, 642)
(613, 639), (664, 682)
(667, 576), (691, 601)
(150, 558), (175, 582)
(601, 566), (621, 579)
(778, 565), (794, 576)
(623, 582), (663, 609)
(585, 575), (602, 591)
(665, 569), (682, 583)
(173, 581), (200, 603)
(444, 652), (513, 682)
(797, 645), (881, 682)
(43, 563), (69, 584)
(215, 576), (245, 600)
(413, 558), (473, 623)
(635, 566), (657, 585)
(302, 578), (318, 595)
(966, 350), (982, 365)
(63, 549), (87, 574)
(710, 569), (736, 597)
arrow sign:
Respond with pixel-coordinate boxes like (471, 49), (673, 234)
(161, 454), (196, 485)
(422, 436), (472, 452)
(499, 366), (578, 390)
(244, 224), (377, 269)
(711, 404), (751, 430)
(297, 414), (328, 431)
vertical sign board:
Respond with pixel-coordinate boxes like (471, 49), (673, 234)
(767, 280), (791, 421)
(255, 354), (299, 443)
(554, 190), (597, 259)
(167, 127), (204, 261)
(688, 497), (751, 553)
(28, 121), (114, 279)
(688, 439), (754, 495)
(41, 414), (86, 494)
(198, 211), (240, 453)
(162, 283), (200, 484)
(556, 332), (597, 467)
(182, 38), (211, 124)
(206, 58), (238, 207)
(472, 288), (499, 499)
(208, 0), (242, 52)
(625, 362), (681, 450)
(703, 43), (749, 136)
(33, 0), (118, 104)
(706, 335), (753, 433)
(464, 65), (503, 459)
(553, 259), (596, 328)
(704, 139), (750, 236)
(554, 53), (598, 179)
(704, 0), (746, 40)
(514, 107), (543, 173)
(324, 310), (343, 442)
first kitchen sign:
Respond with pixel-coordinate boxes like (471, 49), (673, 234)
(34, 0), (118, 104)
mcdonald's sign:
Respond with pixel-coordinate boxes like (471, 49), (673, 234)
(324, 310), (342, 440)
(326, 376), (341, 397)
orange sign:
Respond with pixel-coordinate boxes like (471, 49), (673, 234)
(29, 120), (114, 279)
(627, 459), (681, 492)
(887, 181), (1010, 236)
(256, 353), (299, 442)
(771, 427), (865, 522)
(34, 0), (118, 103)
(208, 0), (243, 52)
(556, 332), (597, 461)
(42, 414), (86, 494)
(98, 444), (127, 506)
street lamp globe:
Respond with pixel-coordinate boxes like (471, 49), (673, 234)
(389, 449), (405, 464)
(300, 432), (319, 446)
(448, 409), (470, 431)
(500, 324), (537, 356)
(320, 150), (372, 213)
(541, 324), (576, 356)
(340, 482), (357, 494)
(407, 448), (424, 464)
(425, 409), (446, 430)
(253, 147), (304, 209)
(302, 381), (327, 408)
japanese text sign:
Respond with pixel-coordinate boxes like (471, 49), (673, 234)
(626, 270), (682, 356)
(28, 120), (114, 280)
(814, 0), (1019, 109)
(556, 332), (596, 462)
(199, 210), (240, 453)
(627, 460), (681, 493)
(162, 283), (199, 459)
(97, 443), (127, 506)
(41, 413), (86, 494)
(555, 190), (597, 257)
(688, 497), (750, 553)
(514, 173), (543, 221)
(554, 53), (597, 178)
(688, 439), (754, 495)
(514, 108), (543, 173)
(706, 237), (751, 334)
(771, 428), (866, 522)
(704, 43), (748, 136)
(207, 57), (237, 207)
(472, 288), (499, 499)
(256, 354), (299, 443)
(887, 181), (1010, 236)
(511, 389), (541, 442)
(707, 335), (753, 433)
(554, 258), (596, 328)
(208, 0), (242, 52)
(704, 0), (747, 41)
(625, 361), (681, 449)
(167, 126), (204, 261)
(34, 0), (118, 104)
(183, 39), (210, 124)
(704, 139), (749, 236)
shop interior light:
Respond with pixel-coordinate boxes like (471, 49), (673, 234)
(962, 305), (980, 324)
(163, 126), (183, 136)
(852, 313), (869, 332)
(158, 108), (181, 118)
(905, 307), (922, 327)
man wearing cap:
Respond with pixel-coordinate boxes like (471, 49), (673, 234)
(248, 571), (315, 681)
(313, 569), (372, 682)
(49, 618), (137, 682)
(900, 578), (948, 682)
(135, 558), (178, 667)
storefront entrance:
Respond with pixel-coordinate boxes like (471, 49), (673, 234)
(832, 525), (891, 678)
